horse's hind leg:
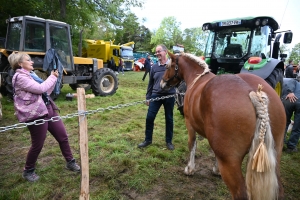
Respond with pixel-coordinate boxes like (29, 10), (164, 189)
(212, 158), (221, 176)
(217, 157), (248, 199)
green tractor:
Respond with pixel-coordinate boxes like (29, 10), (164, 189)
(176, 16), (293, 115)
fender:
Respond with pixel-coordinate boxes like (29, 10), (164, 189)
(240, 58), (284, 79)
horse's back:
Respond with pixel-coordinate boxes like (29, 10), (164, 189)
(198, 73), (285, 155)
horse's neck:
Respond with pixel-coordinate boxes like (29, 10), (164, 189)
(183, 69), (215, 89)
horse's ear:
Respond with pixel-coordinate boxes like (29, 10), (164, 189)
(167, 51), (175, 60)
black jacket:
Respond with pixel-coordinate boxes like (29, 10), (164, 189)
(285, 64), (294, 78)
(144, 58), (151, 71)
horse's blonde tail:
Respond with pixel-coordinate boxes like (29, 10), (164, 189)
(246, 84), (278, 200)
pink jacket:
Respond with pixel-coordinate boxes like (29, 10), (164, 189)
(12, 69), (58, 118)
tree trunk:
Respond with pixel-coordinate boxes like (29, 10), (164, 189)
(59, 0), (66, 19)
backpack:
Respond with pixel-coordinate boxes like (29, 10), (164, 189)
(119, 59), (123, 66)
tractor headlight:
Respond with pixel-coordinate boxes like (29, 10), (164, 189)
(262, 19), (268, 26)
(255, 19), (260, 26)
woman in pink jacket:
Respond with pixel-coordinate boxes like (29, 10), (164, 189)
(9, 52), (80, 182)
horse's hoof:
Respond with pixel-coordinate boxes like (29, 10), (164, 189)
(184, 166), (194, 175)
(212, 166), (221, 176)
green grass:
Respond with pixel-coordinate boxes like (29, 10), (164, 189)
(0, 71), (300, 200)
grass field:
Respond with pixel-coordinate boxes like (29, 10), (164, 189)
(0, 71), (299, 200)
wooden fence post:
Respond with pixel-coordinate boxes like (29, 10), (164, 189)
(77, 88), (89, 200)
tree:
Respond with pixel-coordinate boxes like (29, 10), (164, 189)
(280, 44), (289, 54)
(288, 43), (300, 65)
(132, 25), (153, 52)
(0, 0), (144, 53)
(182, 28), (208, 56)
(150, 17), (183, 51)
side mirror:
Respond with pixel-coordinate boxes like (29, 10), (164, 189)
(283, 31), (293, 44)
(280, 53), (287, 58)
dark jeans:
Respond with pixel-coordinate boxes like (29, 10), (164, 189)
(145, 94), (175, 143)
(142, 69), (150, 81)
(118, 66), (124, 73)
(282, 99), (300, 149)
(25, 103), (73, 170)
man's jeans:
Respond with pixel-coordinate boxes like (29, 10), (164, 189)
(282, 99), (300, 149)
(145, 94), (175, 143)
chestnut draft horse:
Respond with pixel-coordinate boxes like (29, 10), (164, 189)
(160, 52), (285, 200)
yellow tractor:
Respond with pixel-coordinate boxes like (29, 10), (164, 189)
(0, 16), (118, 99)
(82, 39), (135, 71)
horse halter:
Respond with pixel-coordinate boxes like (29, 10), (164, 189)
(163, 55), (181, 87)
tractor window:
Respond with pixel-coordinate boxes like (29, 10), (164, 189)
(250, 26), (270, 57)
(0, 37), (5, 48)
(6, 22), (22, 50)
(212, 29), (251, 58)
(204, 31), (214, 58)
(49, 24), (72, 69)
(24, 21), (45, 52)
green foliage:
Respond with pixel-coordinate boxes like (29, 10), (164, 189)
(0, 0), (144, 54)
(182, 27), (208, 55)
(150, 17), (183, 51)
(288, 42), (300, 65)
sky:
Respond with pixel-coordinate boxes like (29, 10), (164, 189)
(131, 0), (299, 51)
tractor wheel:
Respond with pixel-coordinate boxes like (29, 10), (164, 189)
(264, 68), (283, 97)
(91, 68), (118, 96)
(2, 66), (14, 99)
(69, 84), (91, 91)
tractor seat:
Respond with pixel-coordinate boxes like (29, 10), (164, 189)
(224, 44), (243, 57)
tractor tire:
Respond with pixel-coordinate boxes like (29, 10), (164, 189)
(91, 68), (118, 96)
(69, 84), (91, 91)
(264, 68), (283, 97)
(2, 66), (14, 99)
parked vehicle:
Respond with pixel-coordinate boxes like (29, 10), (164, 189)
(82, 40), (135, 71)
(0, 16), (119, 99)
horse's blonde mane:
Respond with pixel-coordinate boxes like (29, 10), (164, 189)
(180, 53), (210, 88)
(181, 53), (209, 70)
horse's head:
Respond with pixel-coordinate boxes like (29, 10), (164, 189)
(160, 51), (182, 90)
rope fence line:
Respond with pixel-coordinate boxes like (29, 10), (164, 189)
(0, 93), (184, 133)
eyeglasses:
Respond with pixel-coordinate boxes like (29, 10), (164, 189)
(155, 50), (165, 54)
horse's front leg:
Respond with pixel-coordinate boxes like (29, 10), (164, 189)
(184, 127), (197, 175)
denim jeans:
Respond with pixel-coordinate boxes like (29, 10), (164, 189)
(282, 99), (300, 149)
(145, 94), (175, 143)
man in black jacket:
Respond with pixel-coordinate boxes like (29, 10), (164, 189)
(285, 59), (295, 78)
(282, 78), (300, 153)
(138, 45), (176, 150)
(142, 54), (151, 81)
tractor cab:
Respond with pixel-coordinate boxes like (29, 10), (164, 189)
(2, 16), (74, 71)
(202, 16), (293, 75)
